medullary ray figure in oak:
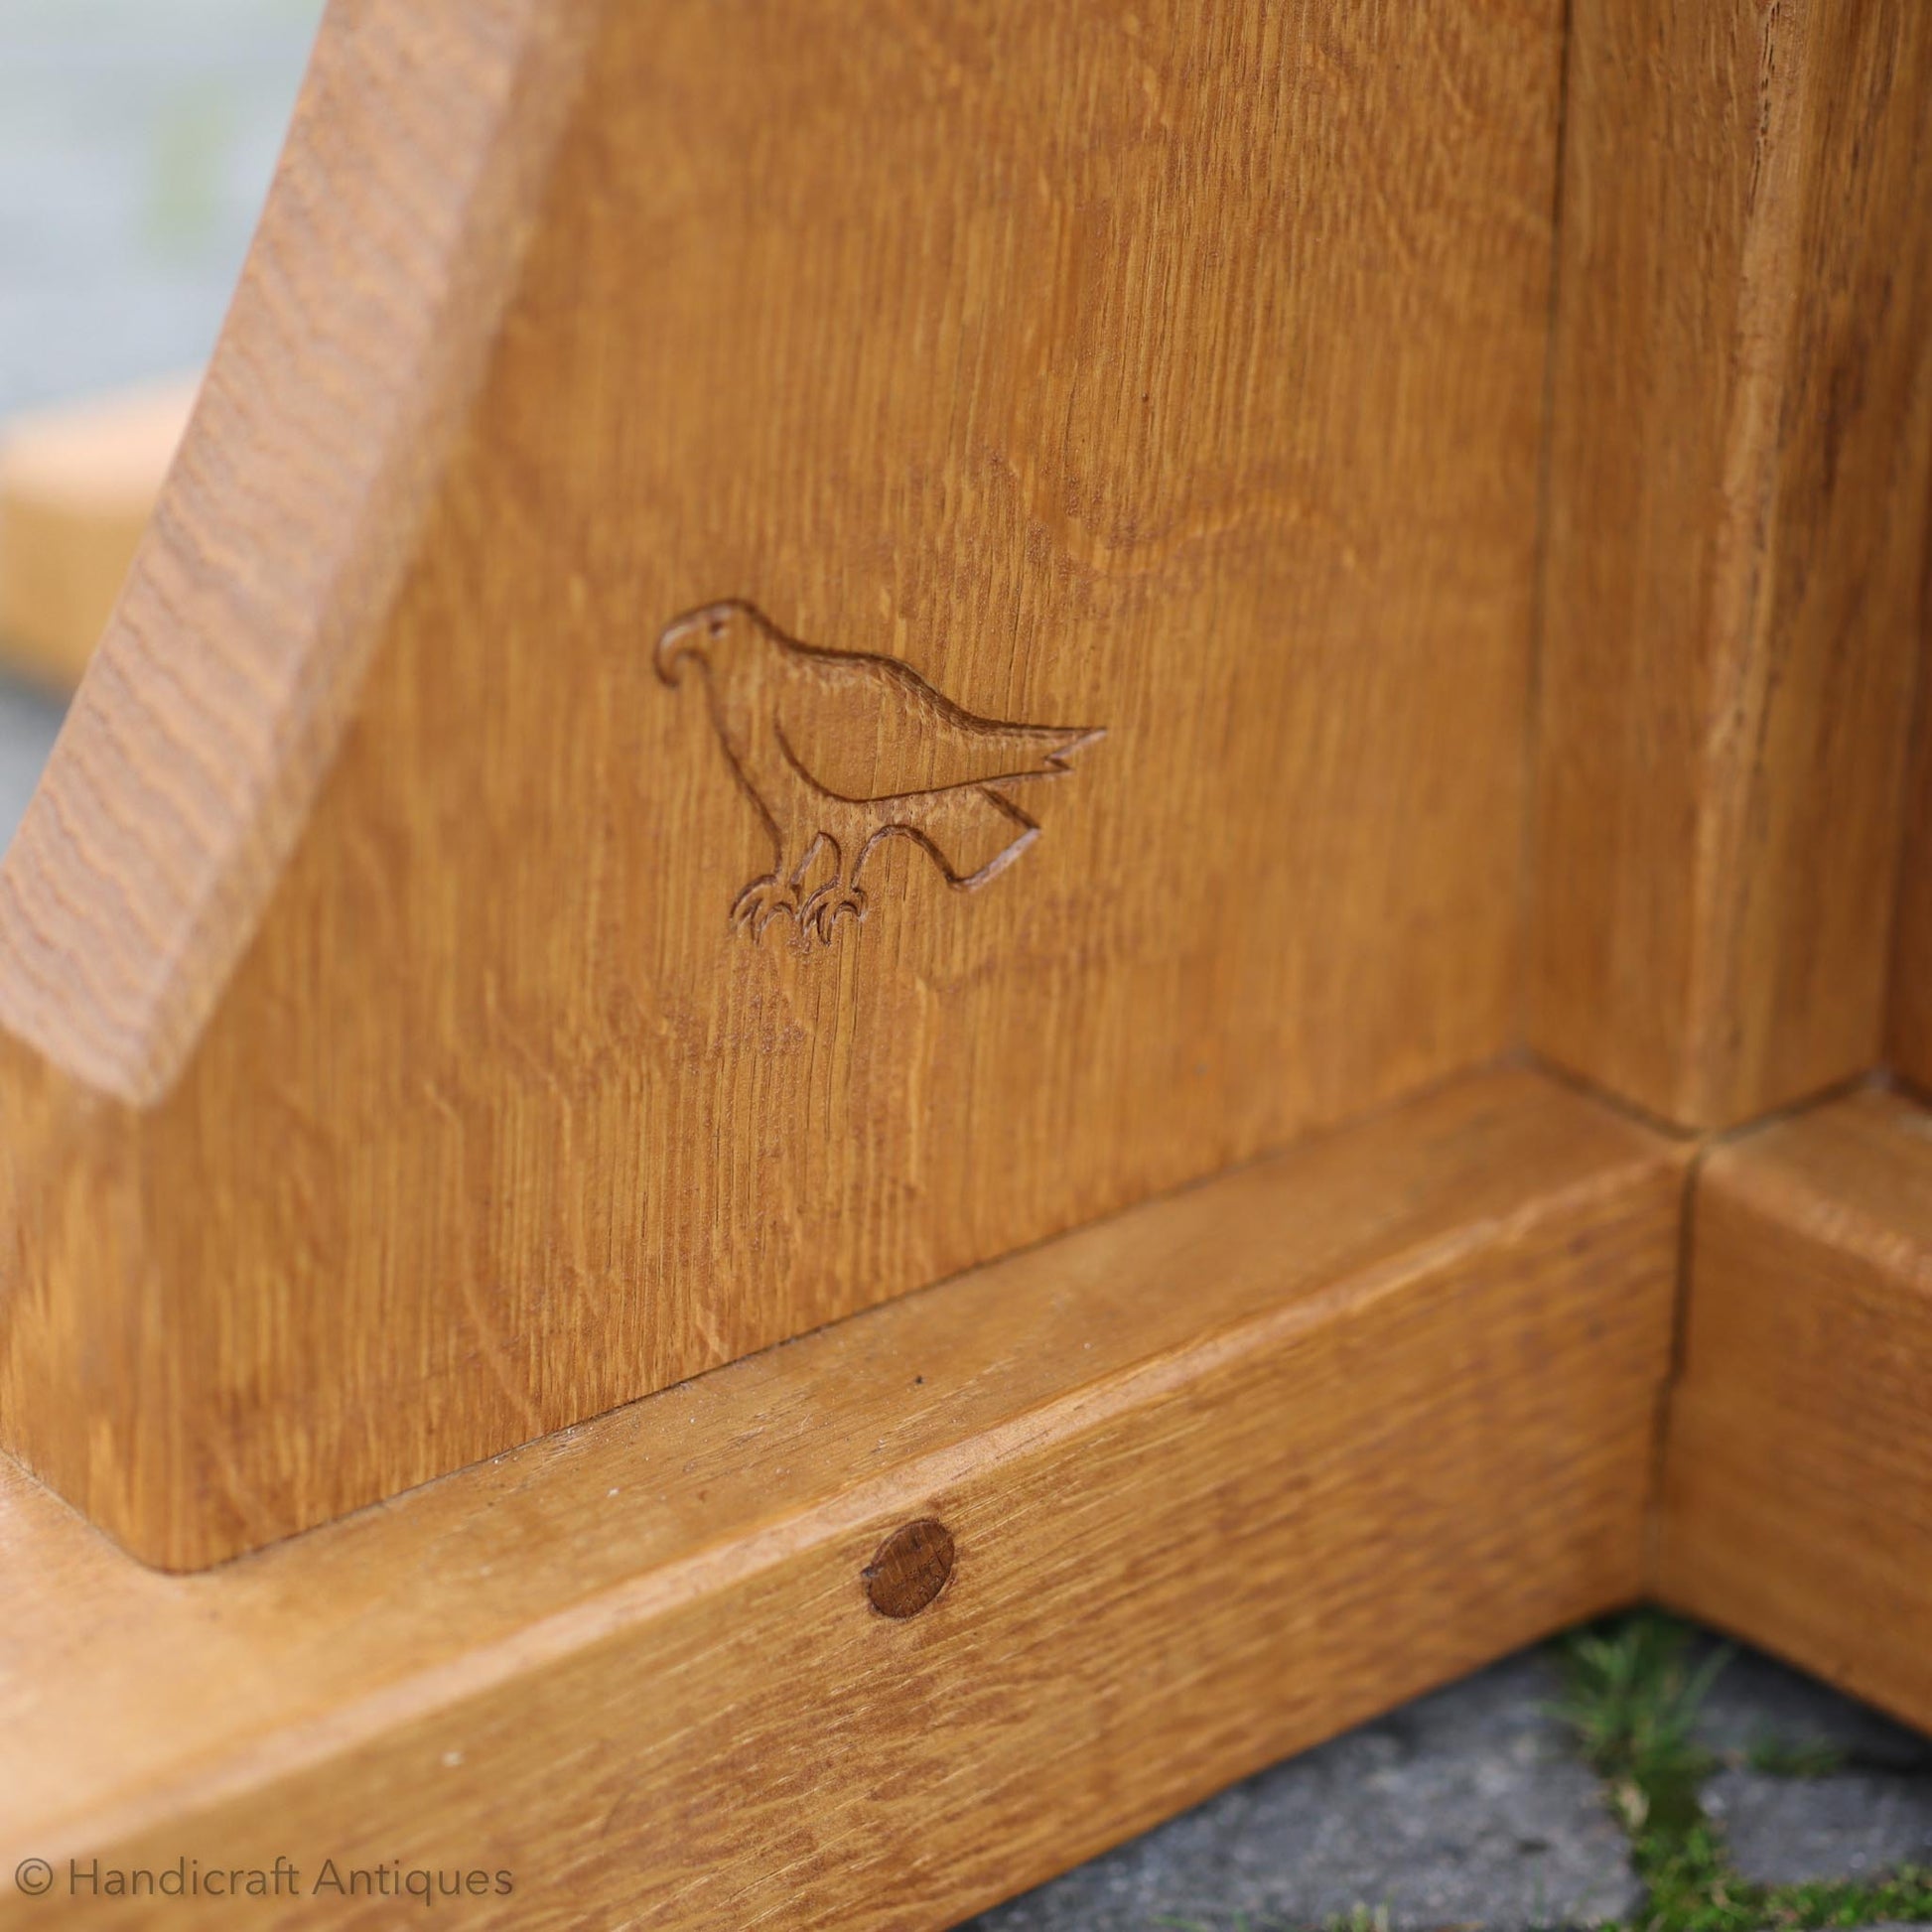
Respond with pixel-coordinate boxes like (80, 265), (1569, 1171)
(656, 600), (1103, 943)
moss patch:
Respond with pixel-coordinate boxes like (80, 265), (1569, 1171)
(1552, 1613), (1932, 1932)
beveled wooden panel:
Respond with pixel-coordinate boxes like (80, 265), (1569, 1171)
(1533, 0), (1932, 1129)
(1657, 1084), (1932, 1735)
(0, 1070), (1682, 1928)
(0, 0), (1565, 1566)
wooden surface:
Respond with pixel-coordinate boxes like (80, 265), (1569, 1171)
(0, 1069), (1684, 1929)
(0, 0), (1568, 1567)
(1892, 637), (1932, 1094)
(1656, 1083), (1932, 1735)
(0, 379), (196, 690)
(1532, 0), (1932, 1131)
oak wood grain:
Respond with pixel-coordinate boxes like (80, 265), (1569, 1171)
(0, 2), (593, 1107)
(0, 379), (196, 691)
(1892, 641), (1932, 1094)
(1533, 0), (1932, 1130)
(1656, 1083), (1932, 1735)
(0, 1069), (1683, 1929)
(0, 0), (1566, 1567)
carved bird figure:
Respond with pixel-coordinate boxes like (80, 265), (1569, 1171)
(655, 601), (1103, 943)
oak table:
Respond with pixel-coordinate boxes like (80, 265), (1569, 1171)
(0, 1), (1927, 1926)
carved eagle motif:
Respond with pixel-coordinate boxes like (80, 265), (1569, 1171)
(656, 601), (1103, 943)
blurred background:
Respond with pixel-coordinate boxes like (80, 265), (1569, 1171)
(0, 0), (323, 831)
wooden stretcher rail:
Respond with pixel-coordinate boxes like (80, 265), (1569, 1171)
(1657, 1082), (1932, 1735)
(0, 1067), (1681, 1929)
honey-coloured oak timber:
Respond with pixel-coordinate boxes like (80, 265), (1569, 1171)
(0, 1069), (1685, 1930)
(1656, 1084), (1932, 1736)
(0, 0), (1569, 1568)
(1892, 636), (1932, 1095)
(0, 379), (197, 691)
(1533, 0), (1932, 1130)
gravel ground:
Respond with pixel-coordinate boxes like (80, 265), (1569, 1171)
(966, 1651), (1640, 1932)
(965, 1631), (1932, 1931)
(2, 10), (1929, 1931)
(1694, 1640), (1932, 1890)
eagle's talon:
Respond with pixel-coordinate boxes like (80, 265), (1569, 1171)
(731, 875), (802, 940)
(799, 881), (865, 944)
(730, 875), (775, 923)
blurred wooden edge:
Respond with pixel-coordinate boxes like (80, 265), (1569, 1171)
(1656, 1082), (1932, 1734)
(0, 1066), (1681, 1929)
(0, 378), (199, 692)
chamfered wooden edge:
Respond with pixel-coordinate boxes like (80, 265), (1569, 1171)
(1654, 1082), (1932, 1735)
(0, 378), (197, 692)
(0, 1066), (1683, 1928)
(0, 0), (594, 1107)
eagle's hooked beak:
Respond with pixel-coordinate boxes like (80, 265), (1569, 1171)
(654, 613), (705, 686)
(655, 603), (748, 684)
